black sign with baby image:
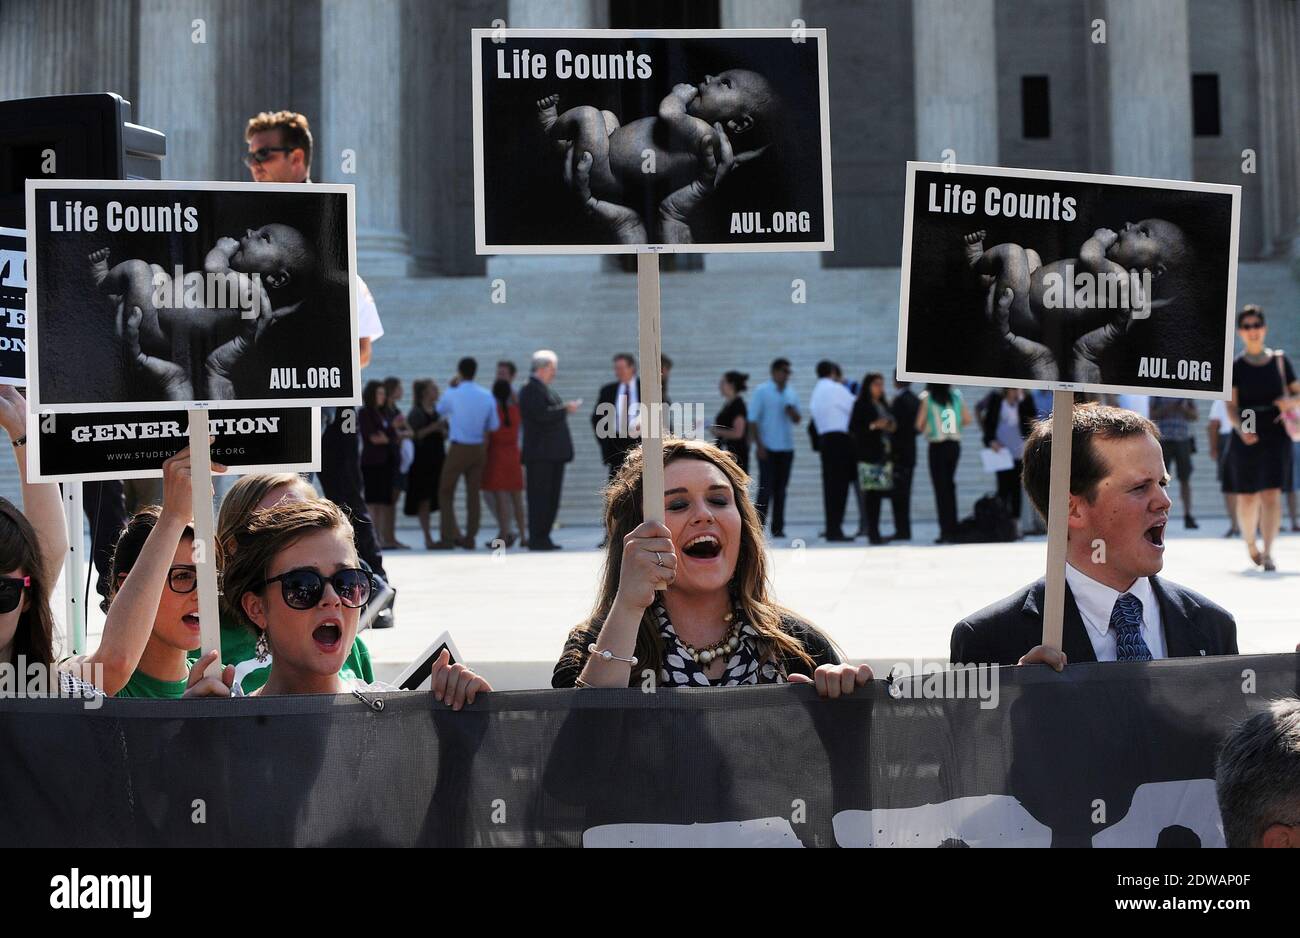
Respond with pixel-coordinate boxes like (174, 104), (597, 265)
(897, 164), (1240, 399)
(0, 227), (25, 386)
(25, 181), (359, 413)
(27, 406), (320, 482)
(472, 29), (833, 254)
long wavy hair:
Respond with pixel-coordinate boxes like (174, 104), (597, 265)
(0, 499), (56, 666)
(560, 438), (817, 685)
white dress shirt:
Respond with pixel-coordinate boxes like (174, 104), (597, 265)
(809, 378), (855, 434)
(1064, 563), (1167, 661)
(356, 275), (384, 341)
(616, 380), (640, 435)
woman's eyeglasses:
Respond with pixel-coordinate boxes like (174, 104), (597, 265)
(242, 146), (295, 167)
(0, 575), (30, 614)
(261, 568), (373, 610)
(167, 565), (198, 594)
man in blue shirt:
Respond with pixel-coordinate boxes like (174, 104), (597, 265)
(748, 358), (801, 538)
(433, 357), (500, 550)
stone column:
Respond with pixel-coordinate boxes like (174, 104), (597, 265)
(136, 1), (219, 181)
(320, 0), (411, 278)
(1102, 0), (1193, 180)
(721, 0), (802, 28)
(0, 0), (136, 102)
(1253, 0), (1300, 262)
(0, 2), (39, 100)
(214, 0), (301, 182)
(507, 0), (594, 27)
(912, 0), (998, 166)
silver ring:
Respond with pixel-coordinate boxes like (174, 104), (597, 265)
(655, 551), (666, 567)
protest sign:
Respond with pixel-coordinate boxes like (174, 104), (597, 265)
(0, 227), (26, 386)
(473, 28), (833, 254)
(27, 406), (319, 482)
(897, 163), (1240, 399)
(25, 180), (359, 413)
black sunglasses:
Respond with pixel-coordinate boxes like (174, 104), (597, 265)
(242, 146), (296, 167)
(1240, 321), (1264, 331)
(262, 567), (373, 610)
(0, 575), (31, 614)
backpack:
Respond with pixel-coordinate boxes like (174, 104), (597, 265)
(954, 494), (1021, 543)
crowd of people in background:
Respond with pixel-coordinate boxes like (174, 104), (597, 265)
(344, 296), (1300, 574)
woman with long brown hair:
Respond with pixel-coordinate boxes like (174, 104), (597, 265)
(554, 438), (872, 695)
(0, 385), (89, 695)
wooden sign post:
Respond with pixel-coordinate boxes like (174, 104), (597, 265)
(187, 409), (222, 676)
(61, 482), (85, 654)
(637, 251), (666, 525)
(1040, 389), (1074, 651)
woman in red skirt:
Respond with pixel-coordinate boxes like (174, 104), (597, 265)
(482, 379), (527, 548)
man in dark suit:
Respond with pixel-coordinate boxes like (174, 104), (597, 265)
(520, 350), (579, 551)
(592, 353), (640, 481)
(887, 376), (921, 541)
(951, 403), (1238, 667)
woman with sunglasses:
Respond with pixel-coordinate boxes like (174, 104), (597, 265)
(1225, 306), (1300, 571)
(192, 497), (490, 706)
(68, 447), (221, 697)
(0, 386), (92, 695)
(199, 472), (375, 694)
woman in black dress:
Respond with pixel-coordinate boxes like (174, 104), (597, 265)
(849, 372), (896, 545)
(404, 378), (447, 550)
(1225, 306), (1300, 571)
(713, 370), (750, 476)
(359, 380), (397, 545)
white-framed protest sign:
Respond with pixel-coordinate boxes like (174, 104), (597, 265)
(0, 226), (26, 386)
(26, 406), (320, 483)
(25, 179), (360, 413)
(472, 28), (833, 254)
(896, 162), (1240, 400)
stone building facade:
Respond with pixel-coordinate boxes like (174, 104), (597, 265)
(2, 0), (1296, 277)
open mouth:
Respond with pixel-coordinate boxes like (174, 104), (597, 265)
(682, 534), (722, 560)
(1144, 523), (1166, 548)
(312, 622), (342, 650)
(182, 613), (201, 631)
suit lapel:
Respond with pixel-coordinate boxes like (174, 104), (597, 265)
(1023, 580), (1097, 663)
(1150, 577), (1208, 658)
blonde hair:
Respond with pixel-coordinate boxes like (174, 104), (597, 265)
(557, 438), (820, 684)
(220, 499), (355, 632)
(244, 110), (313, 169)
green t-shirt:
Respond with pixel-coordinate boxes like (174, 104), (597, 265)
(200, 612), (375, 695)
(115, 668), (189, 699)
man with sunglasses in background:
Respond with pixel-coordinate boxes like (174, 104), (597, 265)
(244, 110), (394, 628)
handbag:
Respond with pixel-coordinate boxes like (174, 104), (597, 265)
(1275, 353), (1300, 443)
(858, 460), (893, 492)
(858, 421), (893, 492)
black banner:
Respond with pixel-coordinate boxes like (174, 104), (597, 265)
(28, 406), (319, 481)
(0, 226), (25, 385)
(0, 655), (1293, 847)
